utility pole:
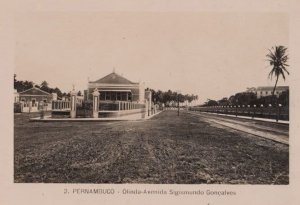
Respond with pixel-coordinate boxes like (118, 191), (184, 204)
(176, 90), (181, 116)
(178, 95), (180, 116)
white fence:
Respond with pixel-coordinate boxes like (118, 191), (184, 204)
(52, 100), (71, 111)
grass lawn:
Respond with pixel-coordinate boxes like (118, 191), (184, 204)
(14, 110), (289, 184)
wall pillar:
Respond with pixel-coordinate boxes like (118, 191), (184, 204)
(145, 100), (149, 118)
(145, 91), (152, 116)
(92, 88), (100, 118)
(70, 89), (77, 118)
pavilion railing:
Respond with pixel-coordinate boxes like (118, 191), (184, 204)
(99, 101), (146, 111)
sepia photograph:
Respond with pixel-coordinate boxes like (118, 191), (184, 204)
(13, 12), (290, 185)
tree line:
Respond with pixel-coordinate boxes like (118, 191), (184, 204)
(14, 74), (82, 98)
(202, 90), (289, 107)
(145, 88), (198, 106)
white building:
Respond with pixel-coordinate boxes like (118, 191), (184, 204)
(256, 86), (289, 99)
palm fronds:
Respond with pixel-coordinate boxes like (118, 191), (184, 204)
(266, 46), (289, 104)
(267, 46), (289, 81)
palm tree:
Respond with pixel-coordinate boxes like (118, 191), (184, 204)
(266, 46), (289, 103)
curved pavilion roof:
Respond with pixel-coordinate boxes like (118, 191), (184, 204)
(90, 72), (138, 85)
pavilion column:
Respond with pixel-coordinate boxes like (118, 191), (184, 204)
(70, 89), (77, 118)
(92, 88), (100, 118)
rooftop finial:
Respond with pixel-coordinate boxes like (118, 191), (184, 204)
(72, 84), (75, 91)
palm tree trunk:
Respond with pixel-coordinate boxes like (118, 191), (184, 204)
(272, 75), (279, 105)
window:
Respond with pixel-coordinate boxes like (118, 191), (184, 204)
(265, 91), (268, 94)
(106, 92), (111, 100)
(121, 93), (127, 101)
(111, 92), (116, 101)
(100, 92), (105, 100)
(260, 91), (263, 94)
(117, 92), (121, 101)
(32, 98), (36, 107)
(21, 98), (26, 107)
(128, 93), (132, 101)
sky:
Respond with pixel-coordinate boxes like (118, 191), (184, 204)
(15, 12), (289, 104)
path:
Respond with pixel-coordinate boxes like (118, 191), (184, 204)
(187, 111), (289, 144)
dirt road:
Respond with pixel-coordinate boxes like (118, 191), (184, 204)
(14, 111), (289, 184)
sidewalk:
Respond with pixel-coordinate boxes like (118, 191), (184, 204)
(187, 111), (289, 145)
(190, 111), (289, 124)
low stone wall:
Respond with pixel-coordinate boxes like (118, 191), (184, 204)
(51, 111), (71, 118)
(99, 108), (146, 118)
(51, 108), (147, 119)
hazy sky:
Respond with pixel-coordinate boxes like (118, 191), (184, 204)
(15, 12), (289, 103)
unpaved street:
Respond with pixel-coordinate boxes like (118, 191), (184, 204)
(14, 111), (289, 184)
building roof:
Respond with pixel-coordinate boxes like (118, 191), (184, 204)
(256, 86), (289, 91)
(19, 87), (51, 96)
(91, 72), (138, 85)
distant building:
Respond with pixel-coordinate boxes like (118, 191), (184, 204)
(86, 72), (145, 103)
(15, 86), (57, 112)
(256, 86), (289, 99)
(18, 86), (56, 105)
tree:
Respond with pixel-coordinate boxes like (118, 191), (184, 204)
(40, 81), (50, 93)
(14, 74), (33, 92)
(203, 99), (218, 107)
(40, 81), (49, 88)
(266, 46), (289, 101)
(231, 92), (257, 106)
(53, 87), (63, 97)
(278, 90), (289, 107)
(218, 97), (230, 106)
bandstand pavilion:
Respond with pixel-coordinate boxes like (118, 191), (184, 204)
(85, 72), (145, 103)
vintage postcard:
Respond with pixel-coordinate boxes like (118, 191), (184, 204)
(1, 0), (300, 204)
